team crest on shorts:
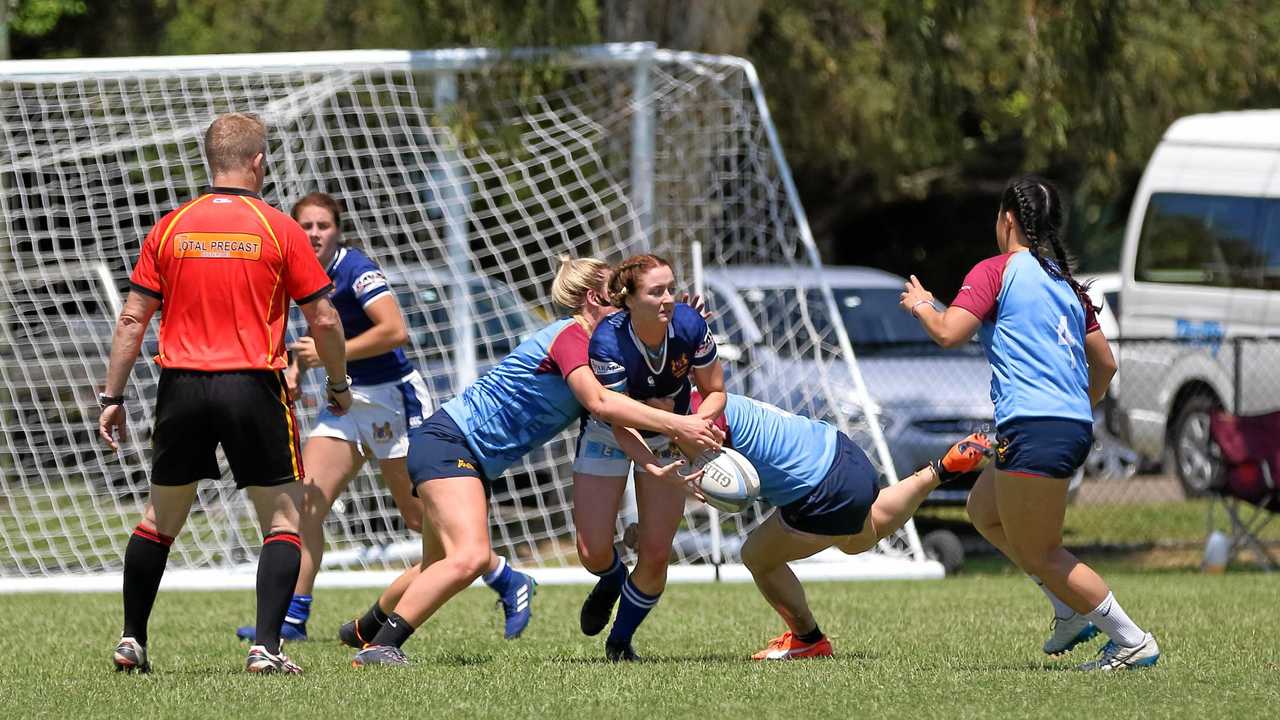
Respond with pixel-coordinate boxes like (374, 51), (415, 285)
(995, 436), (1010, 463)
(371, 422), (393, 443)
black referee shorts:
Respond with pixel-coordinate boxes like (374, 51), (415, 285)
(151, 369), (304, 488)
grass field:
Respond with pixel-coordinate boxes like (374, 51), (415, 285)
(5, 572), (1277, 719)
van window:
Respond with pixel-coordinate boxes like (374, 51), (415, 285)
(1134, 193), (1266, 288)
(1255, 201), (1280, 291)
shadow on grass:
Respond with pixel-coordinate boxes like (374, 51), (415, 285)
(547, 651), (881, 665)
(433, 653), (495, 667)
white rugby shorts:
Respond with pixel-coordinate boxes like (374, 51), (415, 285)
(572, 416), (672, 477)
(310, 370), (432, 460)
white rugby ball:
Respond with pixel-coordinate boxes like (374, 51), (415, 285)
(683, 447), (760, 513)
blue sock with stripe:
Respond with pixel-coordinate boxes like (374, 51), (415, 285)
(607, 576), (660, 645)
(592, 549), (628, 590)
(286, 593), (312, 625)
(482, 556), (515, 595)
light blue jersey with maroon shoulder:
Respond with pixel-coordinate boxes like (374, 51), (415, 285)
(326, 246), (413, 385)
(441, 318), (590, 479)
(721, 394), (840, 507)
(588, 303), (717, 433)
(951, 250), (1100, 427)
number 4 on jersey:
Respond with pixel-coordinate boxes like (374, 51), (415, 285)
(1056, 314), (1077, 368)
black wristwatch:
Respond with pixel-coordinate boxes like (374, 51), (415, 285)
(98, 393), (125, 409)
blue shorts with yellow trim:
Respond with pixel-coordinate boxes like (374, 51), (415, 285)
(407, 409), (490, 496)
(995, 417), (1093, 479)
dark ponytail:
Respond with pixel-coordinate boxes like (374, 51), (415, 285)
(999, 174), (1097, 312)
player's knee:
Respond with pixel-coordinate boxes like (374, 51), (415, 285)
(631, 542), (670, 576)
(444, 546), (491, 582)
(575, 534), (612, 572)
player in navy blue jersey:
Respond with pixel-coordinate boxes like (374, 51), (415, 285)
(349, 257), (723, 667)
(617, 392), (990, 660)
(574, 253), (727, 662)
(232, 192), (528, 643)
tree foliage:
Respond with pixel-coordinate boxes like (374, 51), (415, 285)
(11, 0), (1280, 273)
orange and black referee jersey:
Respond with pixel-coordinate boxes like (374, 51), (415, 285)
(129, 186), (333, 487)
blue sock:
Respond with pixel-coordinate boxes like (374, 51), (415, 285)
(607, 576), (660, 645)
(483, 556), (515, 595)
(285, 594), (312, 625)
(593, 550), (627, 590)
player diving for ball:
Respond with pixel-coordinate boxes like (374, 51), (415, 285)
(349, 257), (722, 666)
(614, 391), (991, 660)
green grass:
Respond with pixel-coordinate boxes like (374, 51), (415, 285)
(920, 497), (1280, 548)
(4, 573), (1278, 719)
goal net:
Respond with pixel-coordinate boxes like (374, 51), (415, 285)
(0, 44), (937, 591)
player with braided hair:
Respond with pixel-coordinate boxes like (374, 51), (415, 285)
(898, 174), (1160, 672)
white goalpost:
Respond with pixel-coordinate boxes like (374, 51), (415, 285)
(0, 43), (942, 592)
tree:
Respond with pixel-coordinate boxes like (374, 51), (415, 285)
(1, 0), (85, 59)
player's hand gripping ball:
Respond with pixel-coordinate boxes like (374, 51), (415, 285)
(679, 447), (761, 513)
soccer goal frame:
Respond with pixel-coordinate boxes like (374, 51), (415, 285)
(0, 43), (942, 592)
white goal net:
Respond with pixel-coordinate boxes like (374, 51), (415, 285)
(0, 44), (936, 591)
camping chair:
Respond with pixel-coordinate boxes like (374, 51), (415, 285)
(1206, 410), (1280, 570)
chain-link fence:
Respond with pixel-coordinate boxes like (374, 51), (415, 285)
(911, 335), (1280, 572)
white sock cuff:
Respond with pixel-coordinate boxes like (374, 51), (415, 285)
(482, 555), (507, 585)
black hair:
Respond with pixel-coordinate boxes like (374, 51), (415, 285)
(999, 174), (1097, 312)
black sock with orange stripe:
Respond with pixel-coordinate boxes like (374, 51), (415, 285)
(255, 531), (302, 654)
(122, 524), (175, 647)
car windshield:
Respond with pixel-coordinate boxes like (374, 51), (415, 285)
(738, 286), (968, 358)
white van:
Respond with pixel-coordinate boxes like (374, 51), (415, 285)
(1115, 110), (1280, 495)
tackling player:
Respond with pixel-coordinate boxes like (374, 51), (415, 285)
(349, 257), (722, 666)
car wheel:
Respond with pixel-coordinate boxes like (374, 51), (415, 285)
(1171, 393), (1221, 497)
(922, 529), (965, 575)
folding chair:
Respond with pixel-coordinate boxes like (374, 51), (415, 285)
(1206, 411), (1280, 570)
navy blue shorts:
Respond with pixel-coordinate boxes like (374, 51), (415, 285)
(406, 410), (490, 496)
(779, 433), (880, 536)
(995, 417), (1093, 478)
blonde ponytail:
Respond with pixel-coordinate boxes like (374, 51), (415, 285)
(551, 256), (610, 312)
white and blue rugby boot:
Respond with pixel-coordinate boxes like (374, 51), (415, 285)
(1077, 632), (1160, 671)
(1043, 614), (1100, 656)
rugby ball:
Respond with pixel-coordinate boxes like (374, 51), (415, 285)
(683, 447), (761, 513)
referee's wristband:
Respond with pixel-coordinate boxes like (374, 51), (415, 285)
(325, 375), (352, 393)
(910, 299), (933, 318)
(98, 393), (125, 409)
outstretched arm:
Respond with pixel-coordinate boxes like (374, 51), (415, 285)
(567, 367), (722, 451)
(899, 275), (981, 349)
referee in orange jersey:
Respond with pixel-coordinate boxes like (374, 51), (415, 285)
(97, 113), (351, 675)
